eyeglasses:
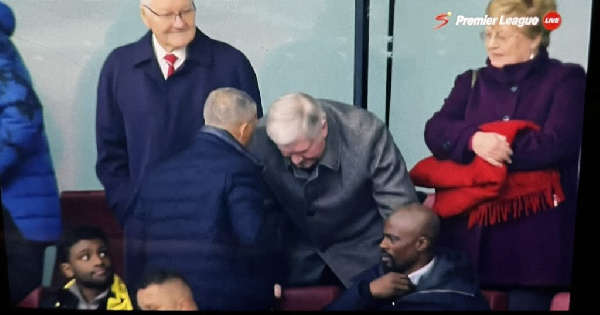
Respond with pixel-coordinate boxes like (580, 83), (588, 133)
(479, 30), (520, 44)
(143, 1), (196, 22)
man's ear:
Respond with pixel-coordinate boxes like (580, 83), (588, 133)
(321, 119), (328, 138)
(415, 236), (429, 252)
(140, 8), (151, 29)
(61, 262), (74, 279)
(239, 122), (249, 139)
(179, 297), (197, 311)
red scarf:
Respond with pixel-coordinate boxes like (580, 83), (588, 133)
(410, 120), (564, 229)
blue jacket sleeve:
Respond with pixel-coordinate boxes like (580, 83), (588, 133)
(323, 265), (380, 311)
(0, 66), (42, 177)
(226, 165), (264, 245)
(95, 54), (136, 225)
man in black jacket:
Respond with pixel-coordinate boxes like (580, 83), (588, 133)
(324, 203), (490, 311)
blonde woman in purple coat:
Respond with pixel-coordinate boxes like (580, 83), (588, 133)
(422, 0), (586, 310)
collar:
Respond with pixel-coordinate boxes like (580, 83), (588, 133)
(132, 28), (212, 68)
(485, 46), (549, 83)
(282, 101), (342, 172)
(200, 125), (260, 165)
(63, 274), (133, 310)
(408, 257), (436, 285)
(66, 280), (110, 310)
(152, 34), (187, 63)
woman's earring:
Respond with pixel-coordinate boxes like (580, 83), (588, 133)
(530, 51), (535, 60)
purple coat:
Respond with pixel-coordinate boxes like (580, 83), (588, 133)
(423, 47), (586, 287)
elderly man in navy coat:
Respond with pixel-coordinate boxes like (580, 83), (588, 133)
(95, 0), (262, 292)
(131, 88), (280, 311)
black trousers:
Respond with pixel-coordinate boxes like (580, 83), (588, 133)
(2, 207), (48, 305)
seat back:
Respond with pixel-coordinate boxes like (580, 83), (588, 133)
(550, 292), (570, 311)
(482, 290), (508, 311)
(16, 286), (43, 308)
(276, 286), (344, 311)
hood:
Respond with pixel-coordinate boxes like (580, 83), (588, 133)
(0, 2), (16, 36)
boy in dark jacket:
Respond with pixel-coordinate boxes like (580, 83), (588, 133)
(324, 203), (490, 311)
(40, 225), (133, 310)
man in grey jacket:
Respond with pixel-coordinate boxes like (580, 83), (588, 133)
(248, 92), (418, 288)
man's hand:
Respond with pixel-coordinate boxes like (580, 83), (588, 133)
(369, 272), (415, 299)
(274, 283), (282, 299)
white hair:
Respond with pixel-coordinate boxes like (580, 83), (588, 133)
(203, 87), (257, 128)
(140, 0), (194, 7)
(266, 93), (326, 146)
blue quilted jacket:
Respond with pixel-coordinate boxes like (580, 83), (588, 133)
(0, 2), (62, 241)
(132, 126), (282, 310)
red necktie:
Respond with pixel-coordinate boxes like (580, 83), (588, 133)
(164, 53), (177, 78)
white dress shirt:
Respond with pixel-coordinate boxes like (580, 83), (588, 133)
(408, 257), (436, 285)
(152, 35), (187, 79)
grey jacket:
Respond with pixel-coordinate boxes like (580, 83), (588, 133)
(248, 99), (418, 287)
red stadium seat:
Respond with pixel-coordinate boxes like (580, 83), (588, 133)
(550, 292), (570, 311)
(16, 286), (43, 308)
(277, 286), (344, 311)
(482, 290), (508, 311)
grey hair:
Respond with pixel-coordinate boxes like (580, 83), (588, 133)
(140, 0), (194, 8)
(203, 87), (257, 129)
(266, 93), (326, 146)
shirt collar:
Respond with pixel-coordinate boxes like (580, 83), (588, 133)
(152, 34), (187, 63)
(132, 28), (212, 68)
(408, 256), (436, 286)
(68, 282), (110, 310)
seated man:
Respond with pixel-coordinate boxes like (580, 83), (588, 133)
(136, 269), (198, 311)
(40, 225), (133, 310)
(324, 203), (490, 311)
(131, 87), (280, 310)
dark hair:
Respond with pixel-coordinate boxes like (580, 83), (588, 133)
(57, 225), (109, 264)
(137, 269), (190, 291)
